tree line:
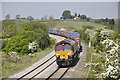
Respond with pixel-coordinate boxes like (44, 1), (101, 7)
(95, 18), (115, 25)
(5, 14), (54, 23)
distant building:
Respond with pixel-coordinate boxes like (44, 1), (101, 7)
(74, 16), (80, 20)
(74, 16), (78, 19)
(78, 17), (80, 20)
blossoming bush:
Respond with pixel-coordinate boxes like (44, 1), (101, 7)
(100, 29), (114, 41)
(28, 41), (38, 53)
(83, 28), (119, 79)
(100, 39), (119, 79)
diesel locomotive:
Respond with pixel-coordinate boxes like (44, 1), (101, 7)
(49, 29), (81, 66)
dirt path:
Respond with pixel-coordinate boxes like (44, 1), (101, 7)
(63, 43), (87, 78)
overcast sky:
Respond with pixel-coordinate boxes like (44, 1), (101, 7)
(2, 2), (118, 19)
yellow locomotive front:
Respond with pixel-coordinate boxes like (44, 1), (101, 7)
(55, 41), (75, 66)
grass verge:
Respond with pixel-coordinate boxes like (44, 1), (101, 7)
(2, 44), (54, 79)
(84, 46), (106, 78)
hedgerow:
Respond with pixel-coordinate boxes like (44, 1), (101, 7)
(75, 26), (119, 79)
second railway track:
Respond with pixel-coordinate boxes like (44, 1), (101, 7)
(46, 67), (70, 80)
(18, 56), (56, 80)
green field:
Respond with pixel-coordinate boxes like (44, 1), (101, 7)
(12, 19), (107, 31)
(48, 20), (107, 31)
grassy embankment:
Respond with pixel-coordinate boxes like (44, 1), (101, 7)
(2, 42), (55, 79)
(83, 46), (106, 78)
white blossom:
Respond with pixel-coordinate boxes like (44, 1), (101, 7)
(28, 41), (38, 53)
(101, 38), (119, 78)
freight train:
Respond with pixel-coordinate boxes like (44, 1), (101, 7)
(49, 29), (81, 66)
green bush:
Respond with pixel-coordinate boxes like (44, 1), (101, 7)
(2, 24), (18, 38)
(2, 39), (9, 49)
(3, 22), (51, 55)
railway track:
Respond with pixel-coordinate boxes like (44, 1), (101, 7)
(16, 56), (69, 80)
(46, 67), (70, 80)
(16, 56), (56, 80)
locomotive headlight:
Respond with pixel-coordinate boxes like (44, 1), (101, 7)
(57, 55), (60, 57)
(68, 53), (69, 55)
(56, 55), (60, 59)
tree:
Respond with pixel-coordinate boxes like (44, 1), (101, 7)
(80, 14), (86, 20)
(16, 15), (20, 19)
(5, 14), (10, 20)
(49, 15), (54, 19)
(78, 14), (80, 17)
(2, 24), (18, 38)
(110, 19), (115, 25)
(27, 16), (34, 23)
(44, 15), (48, 19)
(86, 17), (90, 21)
(74, 13), (77, 17)
(71, 15), (74, 19)
(105, 18), (108, 22)
(62, 10), (71, 19)
(2, 20), (15, 31)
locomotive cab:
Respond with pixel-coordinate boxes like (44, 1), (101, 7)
(55, 39), (77, 66)
(55, 44), (73, 60)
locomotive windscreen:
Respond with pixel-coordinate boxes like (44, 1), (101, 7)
(55, 46), (63, 51)
(64, 45), (71, 51)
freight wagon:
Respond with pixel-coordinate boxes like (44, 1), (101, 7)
(68, 32), (81, 51)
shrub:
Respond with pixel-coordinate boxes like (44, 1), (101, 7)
(3, 23), (51, 55)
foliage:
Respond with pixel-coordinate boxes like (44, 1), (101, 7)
(5, 14), (10, 20)
(74, 13), (77, 17)
(80, 14), (87, 19)
(78, 14), (80, 17)
(1, 39), (9, 49)
(95, 18), (115, 26)
(2, 24), (18, 38)
(49, 15), (54, 19)
(44, 15), (48, 19)
(2, 23), (51, 55)
(76, 26), (119, 78)
(75, 28), (90, 44)
(100, 39), (119, 79)
(2, 20), (18, 38)
(2, 19), (15, 31)
(16, 15), (20, 19)
(62, 10), (72, 19)
(27, 16), (34, 23)
(86, 17), (90, 21)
